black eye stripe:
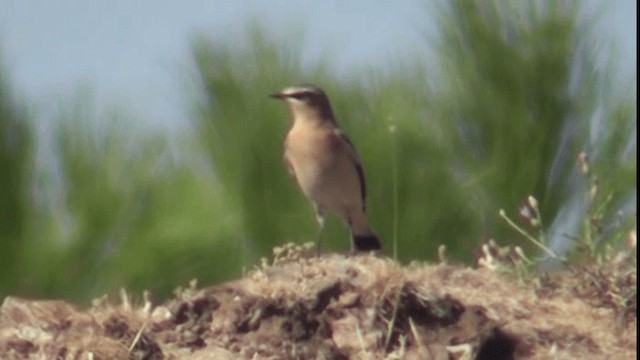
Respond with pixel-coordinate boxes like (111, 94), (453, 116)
(288, 91), (320, 100)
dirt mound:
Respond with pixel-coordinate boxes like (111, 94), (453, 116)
(0, 251), (635, 359)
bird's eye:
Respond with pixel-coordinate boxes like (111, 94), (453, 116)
(291, 93), (307, 100)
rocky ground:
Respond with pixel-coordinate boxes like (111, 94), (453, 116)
(0, 243), (636, 359)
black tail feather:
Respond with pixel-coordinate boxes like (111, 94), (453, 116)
(352, 234), (382, 251)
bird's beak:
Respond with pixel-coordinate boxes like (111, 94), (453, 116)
(269, 92), (287, 100)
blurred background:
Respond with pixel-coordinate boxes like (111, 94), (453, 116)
(0, 0), (636, 303)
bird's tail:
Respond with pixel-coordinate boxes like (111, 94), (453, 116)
(352, 233), (382, 251)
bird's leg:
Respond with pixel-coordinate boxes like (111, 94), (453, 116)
(346, 214), (355, 252)
(314, 206), (326, 256)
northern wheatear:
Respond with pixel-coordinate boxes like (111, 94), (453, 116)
(270, 84), (381, 252)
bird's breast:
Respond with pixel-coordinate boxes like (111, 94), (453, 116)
(284, 124), (361, 209)
(284, 126), (334, 179)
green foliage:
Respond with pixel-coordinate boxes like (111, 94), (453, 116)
(11, 89), (242, 302)
(190, 27), (336, 259)
(0, 57), (33, 294)
(433, 0), (635, 254)
(436, 0), (578, 231)
(344, 71), (483, 260)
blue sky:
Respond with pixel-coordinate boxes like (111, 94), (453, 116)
(1, 1), (636, 129)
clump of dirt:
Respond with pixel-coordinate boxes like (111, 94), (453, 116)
(0, 246), (635, 359)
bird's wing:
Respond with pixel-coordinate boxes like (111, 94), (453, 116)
(334, 128), (367, 211)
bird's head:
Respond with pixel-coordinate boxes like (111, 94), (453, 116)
(270, 84), (334, 120)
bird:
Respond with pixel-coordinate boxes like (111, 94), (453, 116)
(270, 84), (381, 252)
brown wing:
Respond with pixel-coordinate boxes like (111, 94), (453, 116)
(334, 129), (367, 211)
